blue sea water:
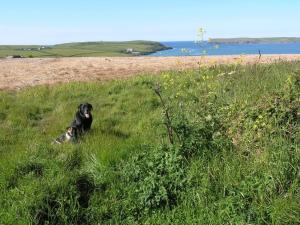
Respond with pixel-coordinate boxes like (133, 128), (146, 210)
(151, 41), (300, 56)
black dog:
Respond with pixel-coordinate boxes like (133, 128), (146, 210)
(71, 103), (93, 135)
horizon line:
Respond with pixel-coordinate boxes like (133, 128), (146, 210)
(1, 36), (300, 46)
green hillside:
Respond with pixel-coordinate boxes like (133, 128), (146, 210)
(0, 41), (171, 58)
(1, 61), (300, 224)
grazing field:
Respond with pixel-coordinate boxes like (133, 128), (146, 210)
(1, 54), (300, 90)
(0, 41), (170, 58)
(1, 61), (300, 224)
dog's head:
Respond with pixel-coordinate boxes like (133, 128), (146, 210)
(78, 103), (93, 119)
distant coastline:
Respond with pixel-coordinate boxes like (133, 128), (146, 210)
(210, 37), (300, 44)
(0, 41), (171, 58)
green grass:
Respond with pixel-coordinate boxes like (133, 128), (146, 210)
(0, 41), (170, 58)
(1, 62), (300, 224)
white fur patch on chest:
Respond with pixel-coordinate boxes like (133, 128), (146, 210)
(66, 132), (72, 141)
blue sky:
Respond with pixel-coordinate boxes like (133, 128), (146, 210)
(1, 0), (299, 44)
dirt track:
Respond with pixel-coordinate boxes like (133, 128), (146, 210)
(1, 55), (300, 90)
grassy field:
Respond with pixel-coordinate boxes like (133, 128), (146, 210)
(0, 41), (170, 58)
(1, 61), (300, 224)
(210, 37), (300, 44)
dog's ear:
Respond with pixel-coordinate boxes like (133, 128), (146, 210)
(78, 104), (83, 111)
(88, 103), (93, 110)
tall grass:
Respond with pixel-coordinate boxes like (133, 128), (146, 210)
(0, 61), (300, 224)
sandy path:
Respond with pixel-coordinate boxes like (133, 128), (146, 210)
(0, 55), (300, 90)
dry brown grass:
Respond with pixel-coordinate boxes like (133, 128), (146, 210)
(1, 55), (300, 90)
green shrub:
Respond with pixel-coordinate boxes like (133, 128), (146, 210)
(124, 145), (186, 214)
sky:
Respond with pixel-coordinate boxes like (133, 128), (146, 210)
(0, 0), (299, 44)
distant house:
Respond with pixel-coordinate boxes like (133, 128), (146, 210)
(125, 48), (140, 55)
(132, 52), (140, 55)
(126, 48), (134, 53)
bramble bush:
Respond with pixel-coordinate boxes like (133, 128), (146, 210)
(116, 82), (233, 221)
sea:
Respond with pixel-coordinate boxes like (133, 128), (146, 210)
(150, 41), (300, 56)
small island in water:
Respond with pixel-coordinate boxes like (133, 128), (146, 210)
(210, 37), (300, 44)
